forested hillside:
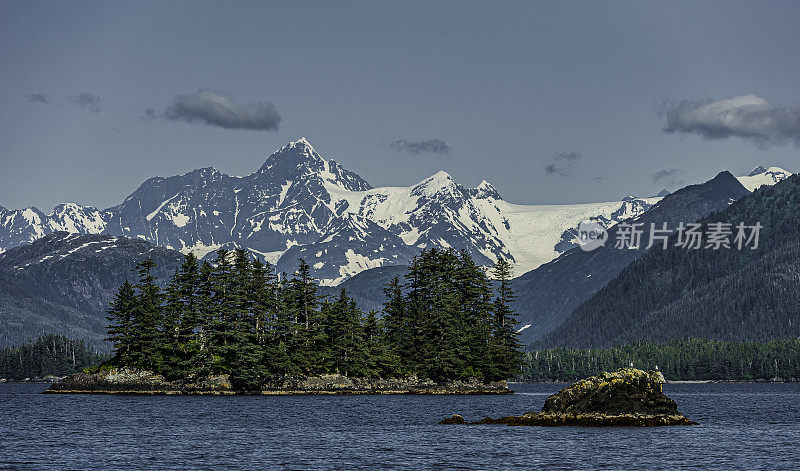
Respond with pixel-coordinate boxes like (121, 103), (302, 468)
(535, 174), (800, 349)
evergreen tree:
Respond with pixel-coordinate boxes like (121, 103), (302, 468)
(363, 309), (399, 378)
(228, 250), (267, 390)
(405, 249), (467, 381)
(193, 260), (216, 377)
(129, 259), (164, 370)
(105, 280), (137, 364)
(286, 259), (318, 373)
(382, 276), (410, 370)
(208, 249), (236, 371)
(456, 250), (494, 380)
(323, 289), (365, 376)
(488, 257), (524, 381)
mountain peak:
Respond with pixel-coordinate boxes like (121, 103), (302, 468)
(261, 138), (326, 172)
(412, 171), (459, 197)
(475, 180), (502, 200)
(652, 189), (671, 198)
(288, 137), (314, 151)
(431, 170), (453, 181)
(257, 139), (372, 192)
(748, 165), (767, 176)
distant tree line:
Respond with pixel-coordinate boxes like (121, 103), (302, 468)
(0, 335), (107, 380)
(522, 337), (800, 381)
(105, 248), (523, 390)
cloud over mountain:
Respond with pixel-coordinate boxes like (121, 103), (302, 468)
(660, 94), (800, 147)
(150, 90), (281, 131)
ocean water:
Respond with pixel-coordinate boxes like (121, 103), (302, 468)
(1, 382), (799, 470)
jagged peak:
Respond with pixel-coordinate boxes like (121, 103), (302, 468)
(475, 180), (502, 200)
(262, 138), (325, 170)
(748, 165), (767, 176)
(282, 137), (320, 161)
(289, 136), (313, 149)
(255, 139), (372, 191)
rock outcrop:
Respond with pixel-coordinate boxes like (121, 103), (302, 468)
(45, 368), (511, 395)
(440, 368), (697, 426)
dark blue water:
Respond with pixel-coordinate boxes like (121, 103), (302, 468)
(2, 382), (799, 470)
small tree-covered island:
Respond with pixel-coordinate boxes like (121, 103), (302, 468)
(48, 248), (523, 394)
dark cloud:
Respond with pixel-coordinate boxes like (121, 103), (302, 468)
(591, 176), (603, 181)
(26, 92), (50, 104)
(388, 139), (451, 155)
(556, 151), (581, 161)
(660, 94), (800, 147)
(71, 93), (101, 113)
(544, 151), (581, 176)
(651, 168), (684, 187)
(153, 90), (280, 131)
(544, 164), (569, 176)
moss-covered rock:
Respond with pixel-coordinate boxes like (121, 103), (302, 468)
(440, 368), (697, 426)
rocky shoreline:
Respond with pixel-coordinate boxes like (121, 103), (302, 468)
(44, 368), (511, 395)
(443, 368), (698, 427)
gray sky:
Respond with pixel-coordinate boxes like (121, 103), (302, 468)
(1, 0), (799, 211)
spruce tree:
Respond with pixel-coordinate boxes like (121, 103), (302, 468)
(106, 280), (137, 364)
(129, 259), (164, 370)
(382, 276), (409, 369)
(488, 257), (524, 381)
(193, 260), (216, 377)
(208, 249), (236, 371)
(287, 259), (318, 373)
(228, 250), (267, 390)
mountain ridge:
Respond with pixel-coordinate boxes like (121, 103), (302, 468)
(0, 139), (790, 284)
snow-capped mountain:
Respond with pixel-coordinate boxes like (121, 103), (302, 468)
(736, 165), (792, 192)
(0, 139), (790, 284)
(325, 171), (661, 276)
(0, 204), (106, 253)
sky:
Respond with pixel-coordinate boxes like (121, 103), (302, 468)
(1, 0), (799, 211)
